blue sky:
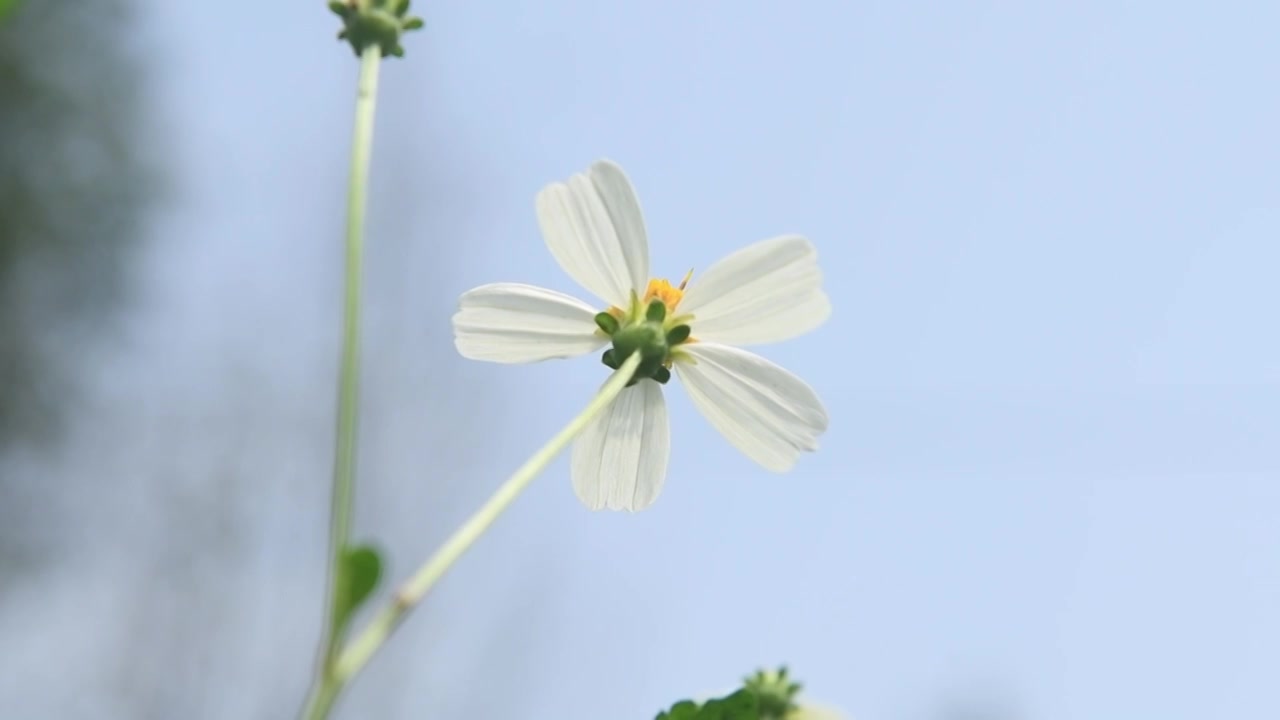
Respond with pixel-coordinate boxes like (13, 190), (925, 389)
(3, 2), (1276, 719)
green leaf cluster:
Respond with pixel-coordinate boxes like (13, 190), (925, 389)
(656, 666), (809, 720)
(656, 689), (759, 720)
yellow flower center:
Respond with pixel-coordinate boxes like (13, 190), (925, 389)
(642, 271), (690, 314)
(593, 269), (698, 381)
(607, 268), (694, 323)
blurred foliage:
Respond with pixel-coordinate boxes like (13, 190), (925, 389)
(656, 691), (758, 720)
(0, 0), (155, 448)
(657, 668), (825, 720)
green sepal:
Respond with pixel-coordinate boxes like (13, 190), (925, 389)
(654, 366), (671, 384)
(666, 324), (691, 345)
(595, 311), (620, 335)
(601, 349), (618, 369)
(646, 298), (668, 322)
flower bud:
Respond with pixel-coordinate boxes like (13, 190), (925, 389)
(329, 0), (424, 58)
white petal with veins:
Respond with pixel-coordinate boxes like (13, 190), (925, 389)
(571, 378), (670, 511)
(536, 160), (650, 308)
(679, 235), (830, 346)
(675, 342), (828, 471)
(452, 283), (606, 364)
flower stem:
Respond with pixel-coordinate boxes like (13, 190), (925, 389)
(333, 351), (642, 684)
(301, 44), (381, 720)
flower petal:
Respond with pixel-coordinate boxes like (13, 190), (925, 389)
(678, 235), (830, 345)
(571, 379), (670, 511)
(536, 159), (650, 308)
(452, 283), (606, 363)
(675, 342), (828, 471)
(788, 706), (846, 720)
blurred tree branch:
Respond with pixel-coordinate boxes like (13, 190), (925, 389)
(0, 0), (156, 448)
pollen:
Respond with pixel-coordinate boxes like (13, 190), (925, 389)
(643, 268), (694, 314)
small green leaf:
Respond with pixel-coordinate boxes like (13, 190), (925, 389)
(333, 543), (383, 632)
(666, 324), (691, 345)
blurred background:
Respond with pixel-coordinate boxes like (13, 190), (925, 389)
(1, 1), (1277, 719)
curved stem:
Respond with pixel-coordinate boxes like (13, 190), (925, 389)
(300, 680), (340, 720)
(335, 352), (642, 682)
(301, 43), (382, 720)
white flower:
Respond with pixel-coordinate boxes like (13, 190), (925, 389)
(452, 159), (830, 511)
(785, 704), (847, 720)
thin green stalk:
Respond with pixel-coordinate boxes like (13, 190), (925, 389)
(301, 44), (382, 720)
(334, 352), (643, 683)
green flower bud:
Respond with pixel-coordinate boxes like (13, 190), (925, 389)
(329, 0), (424, 58)
(745, 667), (802, 719)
